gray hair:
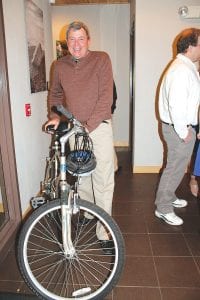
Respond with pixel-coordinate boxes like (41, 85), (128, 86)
(66, 21), (90, 40)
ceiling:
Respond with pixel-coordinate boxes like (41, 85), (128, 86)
(52, 0), (129, 5)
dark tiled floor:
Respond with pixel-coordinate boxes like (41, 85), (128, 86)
(1, 149), (200, 299)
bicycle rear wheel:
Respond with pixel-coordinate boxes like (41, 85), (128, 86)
(17, 199), (125, 300)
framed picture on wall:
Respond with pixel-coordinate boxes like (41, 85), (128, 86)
(24, 0), (47, 93)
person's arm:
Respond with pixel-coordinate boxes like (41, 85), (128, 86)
(111, 80), (117, 114)
(166, 67), (190, 140)
(183, 128), (194, 143)
(197, 106), (200, 139)
(48, 62), (65, 121)
(85, 53), (113, 132)
(44, 62), (65, 131)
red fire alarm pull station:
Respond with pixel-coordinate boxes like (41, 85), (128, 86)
(25, 103), (31, 117)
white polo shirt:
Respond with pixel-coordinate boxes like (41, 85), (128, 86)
(159, 54), (200, 139)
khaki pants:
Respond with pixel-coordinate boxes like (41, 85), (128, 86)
(70, 120), (115, 240)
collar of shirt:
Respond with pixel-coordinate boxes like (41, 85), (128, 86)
(71, 50), (91, 64)
(176, 53), (199, 74)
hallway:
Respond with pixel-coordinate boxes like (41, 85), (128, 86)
(0, 149), (200, 299)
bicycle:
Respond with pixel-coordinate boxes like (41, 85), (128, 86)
(17, 105), (125, 300)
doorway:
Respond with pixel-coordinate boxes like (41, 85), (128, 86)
(0, 0), (21, 261)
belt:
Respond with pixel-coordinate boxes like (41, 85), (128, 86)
(162, 121), (196, 129)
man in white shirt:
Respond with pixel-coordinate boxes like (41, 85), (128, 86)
(155, 28), (200, 226)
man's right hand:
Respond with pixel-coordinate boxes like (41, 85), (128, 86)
(44, 118), (60, 133)
(183, 127), (193, 143)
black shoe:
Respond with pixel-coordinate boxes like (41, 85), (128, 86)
(78, 217), (91, 226)
(99, 240), (115, 255)
(115, 166), (122, 175)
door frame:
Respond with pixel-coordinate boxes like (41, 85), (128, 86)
(129, 18), (135, 166)
(0, 0), (21, 261)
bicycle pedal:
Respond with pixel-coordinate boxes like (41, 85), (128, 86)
(31, 196), (46, 209)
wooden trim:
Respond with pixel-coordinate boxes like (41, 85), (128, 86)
(52, 0), (129, 5)
(22, 205), (32, 220)
(133, 166), (161, 173)
(0, 0), (22, 255)
(114, 141), (129, 147)
(133, 166), (189, 174)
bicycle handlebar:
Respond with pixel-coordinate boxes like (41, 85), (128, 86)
(56, 105), (73, 121)
(46, 105), (85, 139)
(52, 104), (83, 128)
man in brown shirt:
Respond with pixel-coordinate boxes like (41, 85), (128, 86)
(45, 21), (115, 253)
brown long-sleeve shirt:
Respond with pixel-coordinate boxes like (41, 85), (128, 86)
(48, 50), (113, 132)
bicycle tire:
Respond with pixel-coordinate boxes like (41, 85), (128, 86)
(17, 199), (125, 300)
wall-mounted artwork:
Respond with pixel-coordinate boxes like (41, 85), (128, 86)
(24, 0), (46, 93)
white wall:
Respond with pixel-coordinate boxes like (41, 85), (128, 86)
(51, 4), (130, 146)
(134, 0), (200, 172)
(2, 0), (53, 212)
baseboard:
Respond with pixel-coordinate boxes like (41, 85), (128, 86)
(133, 166), (161, 173)
(114, 141), (129, 147)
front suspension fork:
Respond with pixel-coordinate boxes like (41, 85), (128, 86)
(60, 181), (75, 257)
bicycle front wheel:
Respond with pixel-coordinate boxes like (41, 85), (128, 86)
(17, 199), (125, 300)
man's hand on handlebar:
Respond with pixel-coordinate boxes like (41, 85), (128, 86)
(44, 105), (90, 135)
(44, 118), (60, 133)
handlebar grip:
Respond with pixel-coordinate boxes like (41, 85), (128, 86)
(56, 105), (73, 121)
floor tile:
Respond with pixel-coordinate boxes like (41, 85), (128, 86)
(114, 214), (147, 234)
(118, 256), (158, 286)
(113, 286), (161, 300)
(150, 233), (191, 256)
(184, 233), (200, 256)
(193, 256), (200, 271)
(0, 250), (22, 281)
(0, 282), (22, 294)
(113, 201), (144, 216)
(181, 216), (200, 233)
(154, 257), (200, 287)
(161, 287), (200, 300)
(123, 233), (152, 256)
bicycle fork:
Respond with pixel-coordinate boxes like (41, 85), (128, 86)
(60, 154), (77, 258)
(59, 129), (82, 258)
